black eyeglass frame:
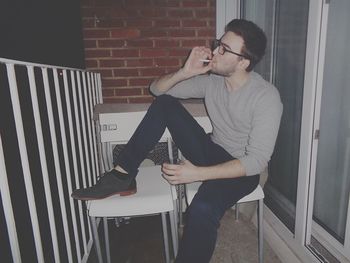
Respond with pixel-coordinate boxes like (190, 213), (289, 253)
(212, 39), (250, 60)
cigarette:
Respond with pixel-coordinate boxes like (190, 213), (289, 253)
(199, 59), (211, 62)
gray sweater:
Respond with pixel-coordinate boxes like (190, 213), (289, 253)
(150, 72), (283, 176)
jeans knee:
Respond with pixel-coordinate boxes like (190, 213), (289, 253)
(187, 199), (221, 229)
(154, 94), (177, 106)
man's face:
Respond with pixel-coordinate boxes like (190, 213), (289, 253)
(210, 32), (246, 76)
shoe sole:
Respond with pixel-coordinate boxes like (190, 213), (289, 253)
(72, 188), (137, 201)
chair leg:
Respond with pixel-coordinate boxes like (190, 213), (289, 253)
(235, 203), (239, 220)
(258, 199), (264, 263)
(103, 217), (111, 263)
(172, 200), (179, 240)
(179, 185), (184, 228)
(89, 216), (103, 263)
(161, 213), (171, 263)
(169, 210), (178, 257)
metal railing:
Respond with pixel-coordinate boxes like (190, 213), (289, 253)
(0, 58), (102, 263)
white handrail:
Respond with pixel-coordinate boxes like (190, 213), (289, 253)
(0, 57), (86, 72)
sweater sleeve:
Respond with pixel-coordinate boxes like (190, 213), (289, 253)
(238, 88), (283, 176)
(149, 74), (209, 99)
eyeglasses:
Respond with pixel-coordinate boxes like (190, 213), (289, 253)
(212, 39), (249, 59)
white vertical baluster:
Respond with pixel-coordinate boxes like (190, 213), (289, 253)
(70, 71), (88, 254)
(83, 72), (97, 184)
(62, 69), (83, 261)
(0, 135), (21, 263)
(52, 68), (77, 263)
(27, 66), (60, 263)
(77, 72), (92, 187)
(6, 63), (44, 263)
(91, 73), (97, 106)
(92, 73), (105, 174)
(75, 71), (93, 243)
(97, 74), (103, 103)
(89, 73), (100, 179)
(42, 68), (73, 262)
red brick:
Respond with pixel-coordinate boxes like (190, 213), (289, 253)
(169, 30), (196, 37)
(100, 59), (125, 67)
(90, 0), (123, 8)
(113, 69), (139, 77)
(141, 30), (168, 38)
(142, 87), (151, 96)
(109, 8), (139, 18)
(154, 39), (180, 48)
(209, 19), (216, 27)
(153, 0), (180, 7)
(81, 0), (215, 103)
(126, 59), (153, 67)
(84, 40), (97, 48)
(124, 0), (152, 7)
(102, 78), (127, 87)
(102, 88), (115, 97)
(129, 78), (153, 86)
(85, 49), (111, 58)
(97, 69), (113, 77)
(182, 1), (208, 7)
(97, 19), (124, 28)
(112, 49), (140, 58)
(168, 10), (194, 18)
(154, 19), (181, 27)
(195, 9), (215, 18)
(155, 58), (180, 67)
(139, 68), (166, 77)
(111, 29), (140, 38)
(139, 8), (167, 17)
(126, 19), (153, 27)
(83, 29), (110, 38)
(183, 19), (207, 27)
(129, 97), (154, 103)
(93, 0), (123, 7)
(127, 39), (153, 48)
(181, 39), (207, 47)
(115, 88), (142, 96)
(197, 29), (215, 37)
(140, 49), (168, 57)
(98, 39), (125, 48)
(168, 49), (190, 57)
(85, 59), (98, 68)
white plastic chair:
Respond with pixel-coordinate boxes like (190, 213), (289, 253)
(89, 110), (178, 263)
(185, 182), (265, 263)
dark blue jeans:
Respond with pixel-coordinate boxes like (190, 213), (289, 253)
(116, 95), (259, 263)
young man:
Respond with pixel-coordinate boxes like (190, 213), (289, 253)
(72, 19), (283, 262)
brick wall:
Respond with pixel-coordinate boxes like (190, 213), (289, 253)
(81, 0), (216, 103)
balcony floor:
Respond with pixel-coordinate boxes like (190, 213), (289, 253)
(88, 209), (281, 263)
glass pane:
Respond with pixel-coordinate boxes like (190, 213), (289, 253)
(241, 0), (309, 233)
(240, 0), (275, 81)
(313, 0), (350, 244)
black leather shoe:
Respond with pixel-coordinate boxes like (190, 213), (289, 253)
(71, 170), (137, 200)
